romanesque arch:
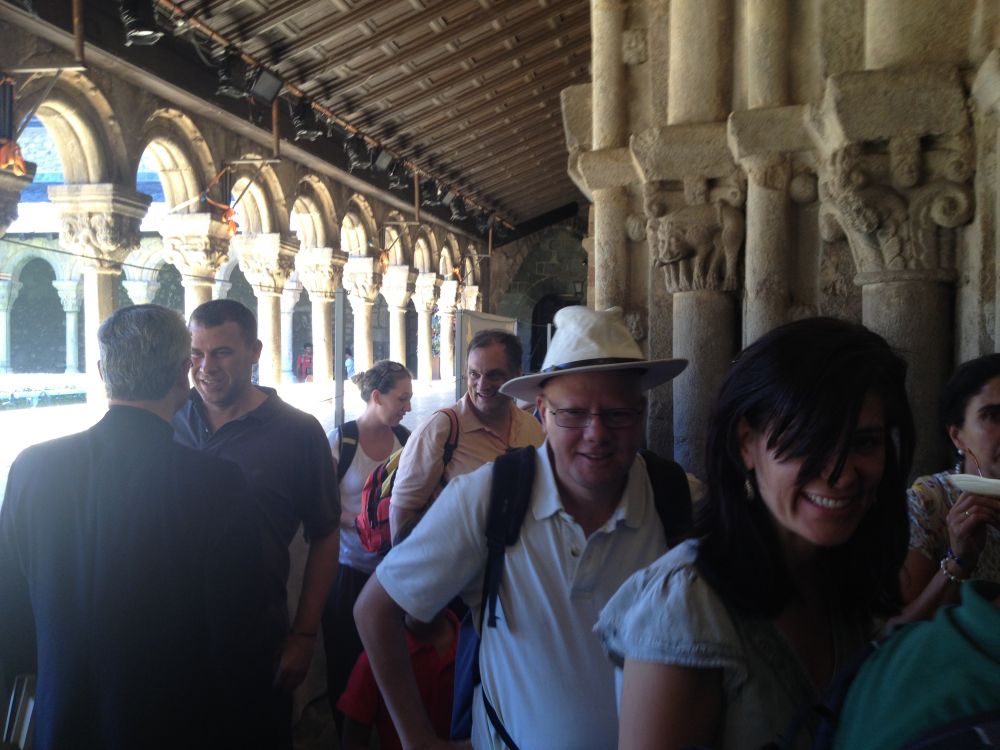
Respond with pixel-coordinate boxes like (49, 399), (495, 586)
(381, 210), (412, 267)
(139, 109), (218, 211)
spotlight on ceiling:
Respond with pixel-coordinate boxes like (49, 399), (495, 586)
(372, 148), (394, 173)
(119, 0), (164, 46)
(247, 67), (283, 106)
(215, 48), (248, 99)
(344, 135), (370, 173)
(420, 178), (443, 207)
(291, 98), (324, 142)
(450, 198), (468, 221)
(474, 212), (491, 234)
(388, 163), (410, 191)
(442, 189), (457, 207)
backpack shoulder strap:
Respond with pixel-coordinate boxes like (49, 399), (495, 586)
(640, 449), (693, 547)
(391, 423), (411, 446)
(437, 408), (460, 467)
(337, 420), (360, 482)
(481, 446), (536, 629)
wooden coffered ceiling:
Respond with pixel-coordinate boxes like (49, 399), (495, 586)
(6, 0), (591, 234)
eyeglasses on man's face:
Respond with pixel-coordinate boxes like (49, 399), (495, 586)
(547, 407), (643, 430)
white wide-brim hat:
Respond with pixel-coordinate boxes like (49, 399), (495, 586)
(499, 306), (688, 402)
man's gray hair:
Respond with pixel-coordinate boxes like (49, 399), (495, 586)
(98, 304), (191, 401)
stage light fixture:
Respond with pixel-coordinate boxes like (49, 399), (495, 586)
(215, 48), (248, 99)
(247, 67), (283, 106)
(420, 178), (443, 206)
(450, 198), (467, 221)
(292, 98), (324, 141)
(344, 135), (370, 173)
(442, 189), (457, 207)
(388, 163), (409, 191)
(120, 0), (164, 46)
(372, 148), (394, 173)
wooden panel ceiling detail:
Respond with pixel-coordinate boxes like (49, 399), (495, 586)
(177, 0), (589, 224)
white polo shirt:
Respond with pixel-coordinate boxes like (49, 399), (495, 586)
(376, 443), (669, 750)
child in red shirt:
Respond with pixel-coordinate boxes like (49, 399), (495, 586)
(338, 609), (459, 750)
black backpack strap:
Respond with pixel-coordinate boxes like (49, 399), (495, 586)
(640, 449), (693, 547)
(481, 447), (536, 629)
(337, 420), (360, 482)
(391, 423), (411, 446)
(482, 688), (522, 750)
(904, 710), (1000, 750)
(439, 408), (460, 468)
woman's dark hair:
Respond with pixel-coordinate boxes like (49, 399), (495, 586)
(940, 353), (1000, 430)
(352, 360), (411, 402)
(696, 317), (915, 621)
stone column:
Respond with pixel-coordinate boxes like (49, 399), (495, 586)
(865, 0), (972, 70)
(297, 246), (348, 384)
(656, 201), (744, 477)
(48, 185), (150, 402)
(122, 279), (159, 305)
(438, 279), (460, 382)
(667, 0), (731, 125)
(233, 234), (297, 385)
(52, 280), (82, 374)
(0, 278), (22, 374)
(281, 280), (303, 382)
(343, 256), (382, 372)
(161, 213), (231, 320)
(811, 67), (974, 475)
(413, 272), (441, 383)
(746, 0), (789, 110)
(381, 265), (417, 365)
(591, 0), (628, 309)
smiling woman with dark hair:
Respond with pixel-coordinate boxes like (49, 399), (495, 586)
(597, 317), (915, 750)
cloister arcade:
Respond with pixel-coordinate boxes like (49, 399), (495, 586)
(0, 68), (487, 396)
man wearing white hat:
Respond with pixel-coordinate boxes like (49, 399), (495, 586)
(355, 306), (690, 750)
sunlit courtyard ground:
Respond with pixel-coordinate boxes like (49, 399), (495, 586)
(0, 374), (459, 503)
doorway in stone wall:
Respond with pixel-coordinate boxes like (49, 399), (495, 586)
(530, 293), (578, 372)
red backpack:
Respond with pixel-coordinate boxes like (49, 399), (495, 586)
(355, 408), (459, 555)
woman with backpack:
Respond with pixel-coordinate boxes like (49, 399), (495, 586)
(322, 360), (413, 728)
(597, 318), (915, 749)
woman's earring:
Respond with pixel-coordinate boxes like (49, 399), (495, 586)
(744, 475), (756, 501)
(954, 449), (965, 474)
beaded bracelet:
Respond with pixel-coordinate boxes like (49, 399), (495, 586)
(946, 547), (970, 570)
(939, 556), (969, 584)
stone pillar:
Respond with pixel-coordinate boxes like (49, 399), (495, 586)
(865, 0), (972, 70)
(161, 213), (231, 320)
(655, 200), (745, 477)
(52, 280), (82, 374)
(667, 0), (730, 125)
(381, 265), (417, 365)
(0, 278), (22, 374)
(48, 185), (150, 401)
(233, 234), (297, 386)
(413, 272), (441, 383)
(746, 0), (789, 110)
(810, 67), (974, 475)
(591, 0), (628, 310)
(122, 279), (159, 305)
(281, 280), (302, 382)
(343, 256), (382, 371)
(438, 279), (460, 382)
(297, 246), (348, 384)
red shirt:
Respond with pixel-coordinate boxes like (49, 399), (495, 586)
(337, 611), (459, 750)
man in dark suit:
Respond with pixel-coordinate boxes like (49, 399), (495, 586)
(0, 304), (272, 750)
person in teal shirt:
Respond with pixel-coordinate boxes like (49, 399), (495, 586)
(834, 580), (1000, 749)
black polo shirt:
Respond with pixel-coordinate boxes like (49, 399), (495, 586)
(172, 387), (340, 591)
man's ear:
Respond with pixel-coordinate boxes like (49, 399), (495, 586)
(251, 338), (263, 364)
(97, 360), (106, 384)
(536, 393), (548, 432)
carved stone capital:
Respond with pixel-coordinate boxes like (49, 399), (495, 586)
(741, 154), (792, 191)
(122, 280), (159, 305)
(161, 213), (232, 284)
(49, 184), (151, 268)
(438, 279), (460, 314)
(0, 278), (23, 311)
(343, 255), (382, 304)
(281, 280), (303, 313)
(818, 144), (973, 282)
(296, 246), (349, 300)
(0, 165), (36, 238)
(381, 265), (418, 309)
(412, 272), (442, 313)
(461, 284), (482, 312)
(652, 201), (746, 293)
(232, 234), (297, 295)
